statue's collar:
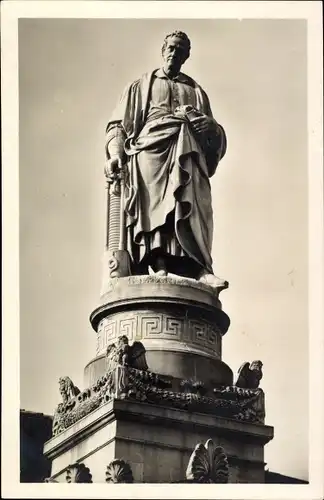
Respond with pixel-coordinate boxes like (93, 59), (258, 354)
(154, 68), (194, 86)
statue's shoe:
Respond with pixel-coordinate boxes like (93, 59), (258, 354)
(198, 274), (229, 290)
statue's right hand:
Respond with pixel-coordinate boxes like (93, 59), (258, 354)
(104, 156), (123, 181)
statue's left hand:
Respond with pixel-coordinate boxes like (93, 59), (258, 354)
(191, 115), (219, 135)
(104, 156), (124, 183)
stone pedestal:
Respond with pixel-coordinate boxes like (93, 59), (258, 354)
(44, 399), (273, 483)
(43, 275), (274, 483)
(87, 276), (232, 387)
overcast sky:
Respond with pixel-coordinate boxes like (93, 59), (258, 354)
(19, 18), (308, 480)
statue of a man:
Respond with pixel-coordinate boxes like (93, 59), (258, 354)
(105, 31), (227, 287)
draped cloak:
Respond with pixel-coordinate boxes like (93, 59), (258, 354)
(106, 69), (227, 277)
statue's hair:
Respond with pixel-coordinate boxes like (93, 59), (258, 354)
(162, 31), (191, 59)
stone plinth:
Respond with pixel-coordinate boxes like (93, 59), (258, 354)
(44, 398), (274, 483)
(44, 275), (274, 483)
(88, 276), (232, 387)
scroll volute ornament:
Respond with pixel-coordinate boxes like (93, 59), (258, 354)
(105, 459), (134, 483)
(66, 463), (93, 483)
(186, 439), (229, 483)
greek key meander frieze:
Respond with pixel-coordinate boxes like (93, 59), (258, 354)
(96, 312), (221, 356)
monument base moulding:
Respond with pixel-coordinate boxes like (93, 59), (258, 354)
(43, 275), (274, 483)
(87, 275), (232, 388)
(44, 398), (274, 483)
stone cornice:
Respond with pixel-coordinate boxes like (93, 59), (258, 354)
(44, 398), (273, 462)
(90, 275), (230, 332)
(113, 399), (274, 444)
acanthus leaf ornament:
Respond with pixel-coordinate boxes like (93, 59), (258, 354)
(66, 463), (93, 483)
(105, 459), (134, 483)
(186, 439), (229, 483)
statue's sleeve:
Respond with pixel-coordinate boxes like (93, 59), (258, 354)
(105, 125), (126, 160)
(200, 88), (227, 177)
(105, 80), (141, 160)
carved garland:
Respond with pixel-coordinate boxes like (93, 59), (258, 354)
(52, 367), (265, 438)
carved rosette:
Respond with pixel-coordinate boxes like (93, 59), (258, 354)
(66, 463), (93, 483)
(186, 439), (229, 483)
(105, 459), (134, 483)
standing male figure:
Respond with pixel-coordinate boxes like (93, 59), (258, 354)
(105, 31), (227, 287)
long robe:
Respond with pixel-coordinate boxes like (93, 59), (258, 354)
(106, 69), (227, 277)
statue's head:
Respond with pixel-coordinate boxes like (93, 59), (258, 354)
(162, 31), (191, 74)
(251, 360), (263, 371)
(117, 335), (129, 347)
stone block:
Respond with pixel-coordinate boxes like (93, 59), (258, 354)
(44, 398), (273, 483)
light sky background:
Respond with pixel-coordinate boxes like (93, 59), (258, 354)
(19, 18), (308, 480)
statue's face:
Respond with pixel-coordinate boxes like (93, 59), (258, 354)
(163, 36), (188, 73)
(118, 335), (128, 346)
